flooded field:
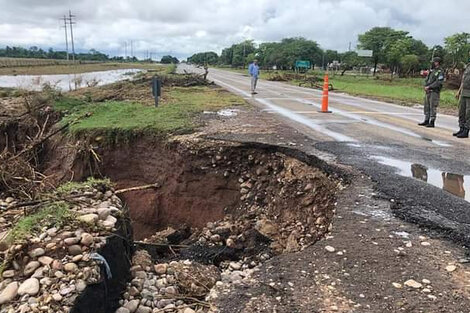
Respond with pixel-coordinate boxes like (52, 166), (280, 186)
(0, 69), (142, 91)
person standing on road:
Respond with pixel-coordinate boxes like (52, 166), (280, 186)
(454, 53), (470, 138)
(249, 60), (259, 95)
(418, 57), (445, 128)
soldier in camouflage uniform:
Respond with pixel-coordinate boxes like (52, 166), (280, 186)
(454, 52), (470, 138)
(418, 57), (444, 128)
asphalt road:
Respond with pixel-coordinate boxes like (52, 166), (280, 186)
(180, 64), (470, 247)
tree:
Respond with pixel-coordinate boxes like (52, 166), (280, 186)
(358, 27), (409, 75)
(278, 37), (322, 68)
(401, 54), (420, 76)
(0, 45), (111, 61)
(387, 38), (413, 75)
(444, 32), (470, 68)
(231, 40), (256, 67)
(187, 52), (218, 65)
(219, 47), (233, 65)
(409, 39), (430, 69)
(324, 50), (340, 67)
(339, 51), (362, 75)
(160, 55), (179, 64)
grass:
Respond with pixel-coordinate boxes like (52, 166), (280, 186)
(0, 87), (22, 98)
(7, 202), (74, 243)
(0, 62), (167, 76)
(326, 74), (456, 109)
(55, 177), (112, 196)
(54, 85), (244, 141)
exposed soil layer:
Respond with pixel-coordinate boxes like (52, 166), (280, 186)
(97, 139), (240, 239)
(95, 138), (339, 246)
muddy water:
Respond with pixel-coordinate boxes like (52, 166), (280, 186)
(372, 156), (470, 202)
(0, 69), (142, 91)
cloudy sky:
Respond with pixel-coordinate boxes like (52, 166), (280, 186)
(0, 0), (469, 59)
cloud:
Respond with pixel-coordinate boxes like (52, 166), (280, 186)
(0, 0), (469, 59)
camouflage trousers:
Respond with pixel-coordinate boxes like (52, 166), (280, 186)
(458, 96), (470, 129)
(424, 91), (440, 120)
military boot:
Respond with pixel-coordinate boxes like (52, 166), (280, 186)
(453, 127), (464, 136)
(425, 119), (435, 128)
(418, 119), (429, 126)
(457, 128), (469, 138)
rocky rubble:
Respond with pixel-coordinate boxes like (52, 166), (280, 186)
(143, 151), (338, 257)
(0, 185), (126, 313)
(204, 150), (337, 253)
(115, 249), (259, 313)
(127, 149), (339, 312)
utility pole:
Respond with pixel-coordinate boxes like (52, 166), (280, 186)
(243, 41), (246, 69)
(348, 42), (351, 51)
(130, 40), (133, 58)
(61, 15), (69, 61)
(125, 41), (128, 59)
(67, 10), (76, 63)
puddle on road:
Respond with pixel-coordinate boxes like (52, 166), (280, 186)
(0, 69), (142, 91)
(372, 156), (470, 202)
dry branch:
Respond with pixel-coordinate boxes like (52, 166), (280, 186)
(115, 183), (160, 194)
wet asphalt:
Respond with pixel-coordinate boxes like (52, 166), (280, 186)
(316, 141), (470, 249)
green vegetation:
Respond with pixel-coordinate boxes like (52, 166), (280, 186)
(0, 87), (22, 98)
(55, 86), (244, 141)
(55, 177), (112, 196)
(166, 64), (177, 74)
(326, 75), (456, 108)
(7, 202), (74, 243)
(0, 46), (135, 62)
(160, 55), (179, 64)
(187, 52), (219, 65)
(193, 28), (469, 78)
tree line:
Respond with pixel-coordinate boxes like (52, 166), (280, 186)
(188, 27), (470, 77)
(0, 46), (182, 63)
(0, 46), (116, 61)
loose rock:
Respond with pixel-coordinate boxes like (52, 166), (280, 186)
(404, 279), (422, 289)
(325, 246), (336, 253)
(0, 282), (19, 305)
(18, 278), (40, 296)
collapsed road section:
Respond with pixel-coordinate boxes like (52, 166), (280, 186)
(0, 91), (342, 313)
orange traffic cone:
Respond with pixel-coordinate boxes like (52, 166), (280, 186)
(319, 73), (332, 113)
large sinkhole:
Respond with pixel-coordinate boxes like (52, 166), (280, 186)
(95, 139), (339, 258)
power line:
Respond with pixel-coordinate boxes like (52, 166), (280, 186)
(61, 15), (69, 61)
